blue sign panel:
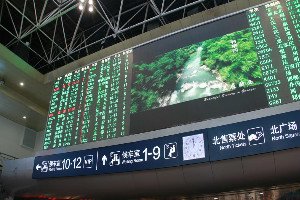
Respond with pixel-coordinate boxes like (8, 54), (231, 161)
(208, 111), (300, 161)
(33, 110), (300, 179)
(33, 131), (208, 179)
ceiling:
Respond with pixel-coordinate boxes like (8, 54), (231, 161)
(0, 0), (233, 74)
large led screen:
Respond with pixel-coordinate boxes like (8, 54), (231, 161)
(44, 0), (300, 149)
(43, 51), (132, 149)
(130, 27), (267, 133)
(131, 29), (262, 113)
(129, 0), (300, 134)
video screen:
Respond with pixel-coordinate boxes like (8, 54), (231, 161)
(44, 0), (300, 149)
(129, 0), (300, 134)
(129, 13), (268, 134)
(131, 29), (262, 113)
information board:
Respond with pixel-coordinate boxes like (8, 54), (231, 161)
(247, 0), (300, 106)
(34, 130), (208, 179)
(44, 0), (300, 150)
(34, 110), (300, 179)
(43, 50), (132, 149)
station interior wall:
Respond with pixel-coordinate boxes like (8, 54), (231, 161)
(0, 115), (43, 159)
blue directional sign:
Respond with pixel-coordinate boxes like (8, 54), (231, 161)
(33, 130), (209, 179)
(208, 110), (300, 161)
(33, 110), (300, 179)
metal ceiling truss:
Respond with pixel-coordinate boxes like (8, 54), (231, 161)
(0, 0), (227, 73)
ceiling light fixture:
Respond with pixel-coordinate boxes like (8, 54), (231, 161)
(78, 0), (93, 12)
(259, 192), (264, 195)
(88, 5), (93, 12)
(19, 82), (24, 86)
(213, 198), (218, 200)
(23, 116), (26, 119)
(79, 3), (84, 10)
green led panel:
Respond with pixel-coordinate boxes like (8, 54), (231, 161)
(43, 50), (132, 150)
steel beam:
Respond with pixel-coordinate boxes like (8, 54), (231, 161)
(5, 1), (18, 37)
(0, 24), (48, 63)
(32, 0), (38, 24)
(160, 0), (165, 13)
(120, 4), (147, 30)
(43, 0), (206, 64)
(163, 0), (177, 13)
(120, 0), (205, 32)
(72, 22), (107, 52)
(41, 1), (77, 27)
(1, 0), (211, 71)
(36, 31), (50, 61)
(50, 18), (59, 61)
(149, 2), (166, 25)
(0, 0), (3, 24)
(116, 0), (124, 31)
(60, 16), (68, 51)
(21, 1), (78, 39)
(68, 3), (85, 52)
(183, 0), (188, 18)
(95, 0), (115, 31)
(142, 4), (149, 33)
(4, 0), (74, 62)
(39, 0), (49, 24)
(19, 0), (28, 37)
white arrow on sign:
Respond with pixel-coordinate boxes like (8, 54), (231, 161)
(102, 155), (107, 166)
(36, 164), (41, 171)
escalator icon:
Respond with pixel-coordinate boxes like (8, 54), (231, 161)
(247, 127), (265, 146)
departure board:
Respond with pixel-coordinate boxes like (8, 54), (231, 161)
(43, 50), (132, 150)
(44, 0), (300, 150)
(247, 0), (300, 106)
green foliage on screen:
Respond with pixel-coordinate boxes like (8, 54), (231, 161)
(131, 44), (200, 113)
(131, 28), (263, 113)
(201, 29), (262, 85)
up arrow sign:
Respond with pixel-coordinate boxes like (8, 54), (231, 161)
(36, 164), (42, 171)
(102, 155), (107, 166)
